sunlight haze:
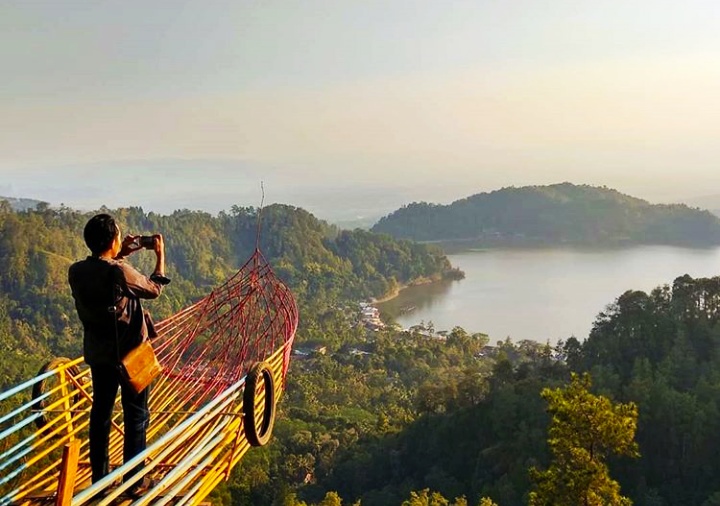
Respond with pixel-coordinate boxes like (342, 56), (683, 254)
(2, 0), (719, 218)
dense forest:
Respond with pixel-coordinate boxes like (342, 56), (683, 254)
(372, 183), (720, 246)
(3, 200), (720, 504)
(222, 273), (720, 506)
(0, 201), (459, 388)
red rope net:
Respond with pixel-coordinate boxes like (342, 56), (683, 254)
(150, 248), (298, 409)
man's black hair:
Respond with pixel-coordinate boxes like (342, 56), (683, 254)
(84, 214), (118, 256)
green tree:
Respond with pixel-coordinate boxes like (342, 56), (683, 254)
(529, 373), (639, 506)
(317, 491), (343, 506)
(275, 492), (308, 506)
(401, 489), (472, 506)
(703, 492), (720, 506)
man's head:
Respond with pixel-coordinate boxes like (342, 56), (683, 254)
(83, 214), (120, 256)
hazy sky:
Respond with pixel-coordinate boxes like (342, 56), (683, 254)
(2, 1), (719, 218)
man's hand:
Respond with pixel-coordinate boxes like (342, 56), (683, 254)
(151, 234), (164, 255)
(117, 235), (142, 259)
(151, 234), (166, 278)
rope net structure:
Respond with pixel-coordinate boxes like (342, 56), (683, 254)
(0, 248), (298, 505)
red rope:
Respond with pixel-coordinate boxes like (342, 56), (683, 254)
(151, 249), (298, 407)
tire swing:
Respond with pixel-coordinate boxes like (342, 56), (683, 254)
(242, 361), (276, 447)
(31, 357), (82, 429)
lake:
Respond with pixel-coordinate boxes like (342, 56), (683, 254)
(378, 246), (720, 344)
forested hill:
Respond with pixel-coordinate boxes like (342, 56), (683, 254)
(372, 183), (720, 246)
(0, 201), (460, 385)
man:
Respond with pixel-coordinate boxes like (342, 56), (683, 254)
(68, 214), (168, 494)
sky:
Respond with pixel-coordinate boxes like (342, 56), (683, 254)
(2, 1), (720, 220)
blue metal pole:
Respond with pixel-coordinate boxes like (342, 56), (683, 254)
(0, 390), (51, 426)
(0, 463), (28, 494)
(137, 427), (227, 505)
(0, 432), (38, 462)
(152, 452), (216, 506)
(73, 375), (245, 506)
(96, 397), (235, 506)
(0, 412), (43, 443)
(0, 370), (55, 403)
(0, 445), (35, 474)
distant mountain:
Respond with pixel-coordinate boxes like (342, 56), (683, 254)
(372, 183), (720, 246)
(0, 196), (43, 211)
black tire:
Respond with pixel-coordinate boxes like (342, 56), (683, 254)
(243, 361), (276, 447)
(31, 357), (83, 429)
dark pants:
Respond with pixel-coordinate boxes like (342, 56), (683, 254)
(89, 366), (150, 484)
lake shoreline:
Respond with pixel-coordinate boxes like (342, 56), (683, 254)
(371, 276), (439, 304)
(374, 245), (720, 344)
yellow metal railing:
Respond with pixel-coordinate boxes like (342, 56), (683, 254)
(2, 250), (297, 505)
(0, 343), (289, 506)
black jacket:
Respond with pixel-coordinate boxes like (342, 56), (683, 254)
(68, 256), (163, 366)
